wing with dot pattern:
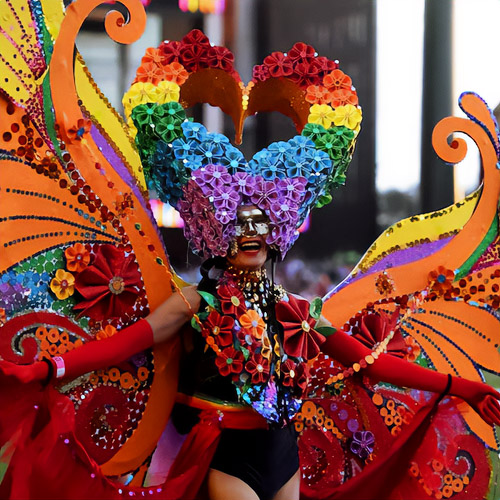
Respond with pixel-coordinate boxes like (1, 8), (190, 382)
(0, 0), (183, 484)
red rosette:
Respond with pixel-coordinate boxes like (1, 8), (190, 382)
(217, 283), (246, 317)
(73, 245), (142, 321)
(351, 309), (407, 358)
(263, 51), (294, 78)
(276, 295), (326, 360)
(201, 310), (234, 348)
(215, 346), (244, 377)
(207, 46), (235, 72)
(159, 40), (182, 64)
(245, 353), (270, 384)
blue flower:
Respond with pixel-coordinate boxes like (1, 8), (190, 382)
(266, 141), (291, 164)
(172, 137), (198, 162)
(220, 145), (247, 173)
(181, 121), (208, 141)
(194, 141), (224, 165)
(288, 135), (315, 157)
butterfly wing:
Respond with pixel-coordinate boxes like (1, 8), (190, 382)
(0, 0), (183, 480)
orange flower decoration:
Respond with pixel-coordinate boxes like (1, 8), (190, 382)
(305, 85), (332, 105)
(0, 308), (6, 326)
(96, 324), (117, 340)
(164, 62), (189, 85)
(65, 243), (90, 273)
(323, 69), (352, 91)
(50, 269), (75, 300)
(329, 88), (359, 108)
(404, 336), (421, 362)
(135, 62), (168, 85)
(428, 266), (455, 295)
(239, 309), (265, 339)
(67, 118), (92, 141)
(140, 47), (166, 67)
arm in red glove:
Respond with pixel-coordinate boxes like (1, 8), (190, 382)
(0, 286), (201, 384)
(323, 330), (500, 426)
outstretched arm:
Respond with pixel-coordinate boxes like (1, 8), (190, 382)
(1, 286), (201, 383)
(323, 330), (500, 426)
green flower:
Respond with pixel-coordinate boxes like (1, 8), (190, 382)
(302, 122), (328, 143)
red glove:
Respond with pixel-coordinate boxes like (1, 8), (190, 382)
(0, 319), (153, 384)
(323, 329), (500, 426)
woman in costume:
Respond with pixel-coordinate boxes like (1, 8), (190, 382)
(2, 3), (500, 499)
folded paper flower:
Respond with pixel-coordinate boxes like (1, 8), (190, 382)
(276, 294), (326, 360)
(73, 245), (142, 321)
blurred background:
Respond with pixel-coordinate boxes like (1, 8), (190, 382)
(76, 0), (500, 298)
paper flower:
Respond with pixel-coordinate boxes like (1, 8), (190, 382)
(245, 353), (270, 384)
(50, 269), (75, 300)
(202, 310), (234, 347)
(428, 266), (455, 295)
(263, 51), (293, 78)
(155, 80), (180, 104)
(332, 104), (362, 130)
(215, 347), (244, 377)
(218, 284), (246, 316)
(308, 104), (336, 129)
(163, 62), (189, 85)
(305, 85), (332, 105)
(239, 309), (266, 339)
(323, 69), (353, 91)
(65, 243), (90, 273)
(73, 245), (142, 320)
(276, 295), (326, 360)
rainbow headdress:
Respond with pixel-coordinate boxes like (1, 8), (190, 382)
(123, 30), (362, 258)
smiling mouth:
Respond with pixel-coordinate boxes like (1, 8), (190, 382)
(239, 240), (262, 252)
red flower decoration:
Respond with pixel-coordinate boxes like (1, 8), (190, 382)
(276, 295), (326, 360)
(73, 245), (142, 321)
(218, 284), (246, 317)
(315, 56), (338, 74)
(215, 347), (244, 377)
(179, 29), (211, 71)
(289, 61), (321, 88)
(245, 353), (270, 384)
(252, 64), (270, 82)
(287, 42), (316, 63)
(159, 40), (182, 64)
(263, 52), (293, 78)
(428, 266), (455, 295)
(351, 310), (407, 358)
(207, 46), (235, 72)
(282, 358), (308, 396)
(201, 310), (234, 347)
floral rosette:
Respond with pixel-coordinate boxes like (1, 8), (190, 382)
(123, 30), (362, 258)
(194, 275), (332, 422)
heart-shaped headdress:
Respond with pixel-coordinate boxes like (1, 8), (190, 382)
(123, 29), (362, 258)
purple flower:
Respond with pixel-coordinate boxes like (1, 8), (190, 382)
(213, 182), (240, 208)
(270, 200), (297, 222)
(250, 177), (279, 211)
(350, 431), (374, 460)
(233, 172), (256, 197)
(277, 177), (307, 203)
(192, 164), (232, 191)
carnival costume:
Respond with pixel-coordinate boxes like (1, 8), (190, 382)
(2, 1), (500, 499)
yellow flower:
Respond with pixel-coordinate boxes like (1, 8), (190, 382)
(307, 104), (336, 129)
(122, 82), (159, 119)
(50, 269), (75, 300)
(155, 80), (180, 104)
(332, 104), (363, 130)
